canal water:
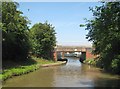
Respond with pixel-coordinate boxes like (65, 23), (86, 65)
(3, 57), (120, 87)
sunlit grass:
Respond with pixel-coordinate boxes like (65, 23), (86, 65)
(34, 57), (55, 64)
(2, 64), (39, 81)
(0, 74), (2, 80)
(2, 57), (55, 81)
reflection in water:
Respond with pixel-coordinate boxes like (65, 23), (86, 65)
(3, 57), (120, 87)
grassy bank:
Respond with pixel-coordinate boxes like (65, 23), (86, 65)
(1, 57), (56, 81)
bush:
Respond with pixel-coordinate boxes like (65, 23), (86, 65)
(111, 58), (120, 74)
(84, 59), (96, 65)
(0, 74), (2, 80)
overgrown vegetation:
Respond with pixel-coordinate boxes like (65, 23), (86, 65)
(2, 2), (56, 61)
(82, 2), (120, 74)
(29, 22), (56, 60)
(84, 59), (96, 65)
(2, 2), (30, 61)
(1, 1), (57, 80)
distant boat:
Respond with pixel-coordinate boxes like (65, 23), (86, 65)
(57, 58), (68, 62)
(79, 57), (84, 63)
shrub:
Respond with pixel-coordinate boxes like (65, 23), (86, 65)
(111, 58), (120, 74)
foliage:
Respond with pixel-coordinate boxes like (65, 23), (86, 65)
(2, 2), (30, 61)
(0, 74), (2, 80)
(29, 22), (56, 60)
(33, 57), (55, 64)
(2, 1), (56, 64)
(1, 57), (55, 81)
(84, 2), (120, 74)
(84, 59), (96, 65)
(111, 55), (120, 74)
(1, 1), (57, 81)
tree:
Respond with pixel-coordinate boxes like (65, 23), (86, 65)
(2, 2), (30, 61)
(30, 22), (56, 60)
(84, 2), (120, 74)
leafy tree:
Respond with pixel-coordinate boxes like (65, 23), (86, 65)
(2, 2), (30, 61)
(83, 2), (120, 74)
(30, 22), (56, 60)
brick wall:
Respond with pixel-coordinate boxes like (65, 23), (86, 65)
(86, 51), (95, 59)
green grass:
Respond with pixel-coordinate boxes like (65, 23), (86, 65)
(2, 57), (55, 81)
(2, 64), (40, 81)
(35, 57), (55, 64)
(0, 74), (2, 80)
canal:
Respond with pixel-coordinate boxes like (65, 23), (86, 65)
(3, 57), (120, 87)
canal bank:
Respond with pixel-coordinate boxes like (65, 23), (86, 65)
(2, 57), (120, 87)
(41, 61), (66, 67)
(1, 57), (67, 81)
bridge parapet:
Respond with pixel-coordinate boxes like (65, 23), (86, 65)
(56, 48), (86, 52)
(56, 46), (91, 52)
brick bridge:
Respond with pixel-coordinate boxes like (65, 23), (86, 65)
(53, 45), (95, 61)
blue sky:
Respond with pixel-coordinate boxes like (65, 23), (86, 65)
(18, 2), (102, 47)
